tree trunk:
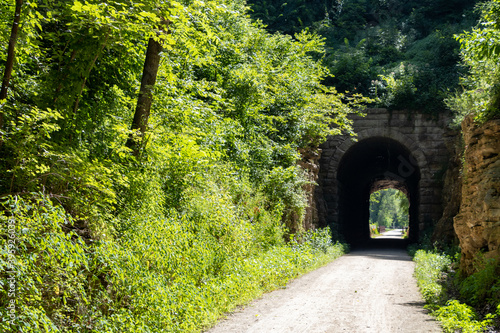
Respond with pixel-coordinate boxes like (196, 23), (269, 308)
(0, 0), (23, 128)
(126, 37), (163, 155)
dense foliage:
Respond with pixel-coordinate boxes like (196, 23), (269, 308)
(246, 0), (341, 35)
(413, 249), (500, 332)
(447, 0), (500, 124)
(248, 0), (479, 115)
(369, 188), (408, 229)
(1, 195), (345, 332)
(0, 0), (362, 331)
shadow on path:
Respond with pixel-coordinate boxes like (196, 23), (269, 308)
(348, 247), (413, 262)
(352, 238), (409, 250)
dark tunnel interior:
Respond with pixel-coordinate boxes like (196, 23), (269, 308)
(336, 137), (420, 247)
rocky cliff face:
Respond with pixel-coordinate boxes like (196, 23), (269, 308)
(454, 116), (500, 275)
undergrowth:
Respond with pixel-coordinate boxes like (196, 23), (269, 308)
(0, 195), (345, 332)
(413, 248), (500, 332)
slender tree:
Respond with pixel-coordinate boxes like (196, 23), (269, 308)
(126, 37), (163, 155)
(126, 17), (170, 156)
(0, 0), (23, 129)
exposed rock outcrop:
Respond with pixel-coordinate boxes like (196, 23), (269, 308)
(454, 116), (500, 275)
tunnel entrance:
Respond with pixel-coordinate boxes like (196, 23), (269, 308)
(336, 137), (420, 247)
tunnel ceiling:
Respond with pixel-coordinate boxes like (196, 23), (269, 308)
(338, 137), (420, 188)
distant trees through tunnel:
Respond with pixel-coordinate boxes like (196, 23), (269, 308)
(336, 137), (420, 246)
(369, 189), (409, 239)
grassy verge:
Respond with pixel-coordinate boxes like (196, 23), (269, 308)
(0, 195), (345, 332)
(413, 248), (500, 333)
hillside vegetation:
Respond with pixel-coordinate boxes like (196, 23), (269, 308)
(2, 0), (500, 331)
(248, 0), (478, 114)
(0, 0), (362, 331)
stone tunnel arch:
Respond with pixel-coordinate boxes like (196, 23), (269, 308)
(336, 136), (421, 245)
(315, 109), (451, 247)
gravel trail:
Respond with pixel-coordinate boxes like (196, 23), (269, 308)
(206, 248), (441, 333)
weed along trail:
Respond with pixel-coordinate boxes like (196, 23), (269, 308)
(206, 248), (441, 333)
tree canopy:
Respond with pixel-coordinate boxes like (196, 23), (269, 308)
(248, 0), (479, 115)
(447, 0), (500, 123)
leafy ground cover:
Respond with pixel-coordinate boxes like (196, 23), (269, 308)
(412, 248), (500, 332)
(0, 195), (346, 332)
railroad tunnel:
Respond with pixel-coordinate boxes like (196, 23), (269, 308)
(336, 137), (420, 246)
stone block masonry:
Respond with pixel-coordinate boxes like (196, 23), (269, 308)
(315, 108), (453, 245)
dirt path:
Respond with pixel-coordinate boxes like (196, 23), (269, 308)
(206, 248), (441, 333)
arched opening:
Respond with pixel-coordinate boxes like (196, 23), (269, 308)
(369, 188), (409, 239)
(336, 137), (420, 247)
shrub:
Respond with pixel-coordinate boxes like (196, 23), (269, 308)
(413, 248), (500, 332)
(1, 194), (345, 332)
(459, 256), (500, 309)
(0, 195), (97, 332)
(373, 63), (418, 110)
(262, 166), (310, 234)
(413, 249), (452, 305)
(434, 300), (495, 333)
